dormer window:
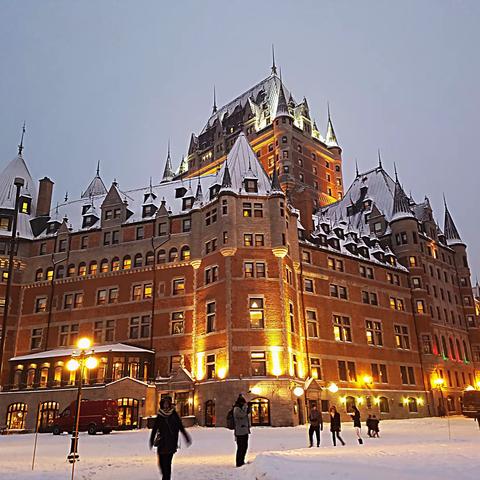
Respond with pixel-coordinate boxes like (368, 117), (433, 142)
(210, 185), (220, 200)
(175, 187), (187, 198)
(82, 215), (97, 229)
(82, 205), (90, 215)
(182, 197), (193, 210)
(244, 179), (258, 193)
(19, 196), (31, 214)
(47, 222), (59, 235)
(0, 216), (11, 231)
(142, 204), (157, 218)
(363, 200), (372, 210)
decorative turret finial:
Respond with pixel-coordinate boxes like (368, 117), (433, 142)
(149, 176), (153, 194)
(64, 191), (68, 202)
(161, 139), (175, 183)
(377, 149), (383, 169)
(394, 162), (398, 182)
(355, 159), (359, 177)
(212, 85), (217, 114)
(271, 44), (277, 75)
(18, 122), (26, 155)
(96, 160), (100, 177)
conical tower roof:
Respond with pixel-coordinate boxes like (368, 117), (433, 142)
(161, 143), (175, 183)
(275, 81), (291, 118)
(325, 107), (339, 147)
(0, 153), (37, 209)
(221, 160), (232, 189)
(81, 163), (107, 198)
(391, 177), (414, 222)
(443, 198), (463, 245)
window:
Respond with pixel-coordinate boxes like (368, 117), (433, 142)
(206, 302), (216, 333)
(407, 397), (418, 413)
(285, 267), (293, 284)
(249, 297), (264, 328)
(422, 335), (432, 354)
(58, 239), (67, 252)
(205, 354), (216, 379)
(416, 300), (425, 314)
(205, 239), (217, 253)
(255, 234), (265, 246)
(371, 363), (388, 383)
(169, 248), (178, 262)
(306, 310), (318, 337)
(89, 261), (98, 275)
(205, 266), (219, 284)
(100, 259), (109, 273)
(387, 273), (400, 285)
(400, 366), (416, 385)
(40, 242), (47, 255)
(245, 179), (258, 193)
(205, 208), (217, 226)
(171, 312), (185, 335)
(123, 256), (132, 270)
(310, 358), (322, 379)
(97, 289), (107, 305)
(136, 226), (144, 240)
(409, 256), (417, 268)
(108, 287), (119, 303)
(158, 222), (168, 236)
(366, 320), (383, 346)
(243, 203), (252, 217)
(173, 278), (185, 295)
(129, 315), (151, 339)
(338, 360), (356, 382)
(103, 232), (111, 246)
(111, 257), (120, 271)
(59, 324), (79, 346)
(244, 262), (266, 278)
(73, 293), (83, 308)
(244, 234), (253, 246)
(67, 264), (75, 277)
(333, 315), (352, 342)
(302, 251), (311, 263)
(30, 328), (43, 349)
(359, 265), (374, 279)
(35, 297), (47, 313)
(35, 269), (43, 281)
(182, 218), (191, 232)
(180, 246), (191, 261)
(254, 203), (263, 217)
(46, 269), (53, 282)
(63, 294), (73, 309)
(94, 320), (115, 343)
(411, 277), (422, 289)
(330, 284), (348, 299)
(304, 278), (314, 293)
(327, 257), (344, 271)
(251, 351), (266, 376)
(394, 325), (410, 349)
(390, 297), (405, 311)
(0, 216), (11, 231)
(222, 199), (228, 215)
(289, 302), (295, 332)
(362, 291), (378, 305)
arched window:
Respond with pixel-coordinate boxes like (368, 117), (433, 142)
(134, 253), (143, 268)
(39, 367), (49, 388)
(250, 397), (270, 426)
(169, 248), (178, 263)
(434, 335), (440, 355)
(111, 257), (120, 271)
(449, 338), (455, 360)
(441, 336), (448, 357)
(455, 339), (462, 361)
(145, 251), (154, 266)
(35, 269), (43, 281)
(157, 249), (166, 264)
(205, 400), (215, 427)
(46, 268), (54, 281)
(100, 259), (109, 273)
(180, 246), (191, 261)
(78, 263), (87, 276)
(67, 264), (75, 277)
(463, 340), (470, 362)
(89, 261), (98, 275)
(6, 403), (27, 429)
(26, 368), (36, 388)
(345, 396), (356, 413)
(53, 366), (63, 386)
(123, 256), (132, 270)
(37, 401), (59, 433)
(408, 397), (418, 413)
(379, 396), (389, 413)
(13, 369), (23, 389)
(56, 265), (64, 279)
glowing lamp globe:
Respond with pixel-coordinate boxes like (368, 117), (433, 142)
(362, 375), (373, 384)
(77, 337), (92, 350)
(85, 356), (98, 369)
(433, 378), (445, 387)
(465, 385), (475, 391)
(327, 383), (339, 393)
(67, 359), (80, 372)
(250, 386), (262, 396)
(293, 386), (304, 397)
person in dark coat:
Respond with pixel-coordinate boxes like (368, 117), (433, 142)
(349, 405), (363, 444)
(372, 415), (380, 437)
(308, 404), (323, 447)
(233, 394), (251, 467)
(366, 414), (373, 437)
(329, 405), (345, 446)
(149, 396), (191, 480)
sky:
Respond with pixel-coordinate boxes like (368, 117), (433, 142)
(0, 0), (479, 276)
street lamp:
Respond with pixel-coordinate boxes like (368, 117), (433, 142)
(327, 382), (339, 393)
(67, 337), (97, 480)
(0, 176), (24, 384)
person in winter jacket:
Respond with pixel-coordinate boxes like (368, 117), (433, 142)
(329, 405), (345, 446)
(366, 415), (373, 437)
(349, 406), (363, 444)
(371, 415), (380, 437)
(149, 396), (191, 480)
(308, 404), (323, 447)
(233, 394), (251, 467)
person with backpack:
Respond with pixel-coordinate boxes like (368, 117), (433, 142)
(149, 396), (191, 480)
(232, 394), (251, 467)
(308, 404), (323, 447)
(329, 405), (345, 446)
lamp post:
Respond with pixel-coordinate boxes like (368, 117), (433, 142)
(66, 338), (97, 480)
(433, 377), (451, 440)
(0, 176), (24, 385)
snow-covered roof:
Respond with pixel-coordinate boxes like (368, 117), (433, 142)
(10, 343), (153, 362)
(82, 173), (107, 198)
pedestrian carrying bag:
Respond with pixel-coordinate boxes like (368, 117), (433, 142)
(226, 407), (235, 430)
(153, 431), (162, 447)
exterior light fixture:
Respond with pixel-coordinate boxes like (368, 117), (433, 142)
(77, 337), (92, 350)
(293, 386), (304, 397)
(327, 382), (339, 393)
(250, 386), (262, 396)
(362, 375), (373, 384)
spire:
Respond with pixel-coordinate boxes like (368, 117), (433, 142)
(394, 162), (398, 182)
(325, 104), (338, 147)
(355, 159), (359, 177)
(81, 163), (107, 198)
(212, 85), (217, 114)
(443, 196), (463, 245)
(194, 177), (203, 205)
(161, 140), (175, 183)
(377, 149), (383, 169)
(275, 81), (290, 118)
(271, 44), (277, 75)
(178, 155), (188, 175)
(96, 160), (100, 177)
(391, 172), (414, 222)
(271, 167), (282, 192)
(221, 160), (232, 189)
(18, 122), (26, 156)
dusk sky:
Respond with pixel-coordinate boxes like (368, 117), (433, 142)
(1, 1), (479, 276)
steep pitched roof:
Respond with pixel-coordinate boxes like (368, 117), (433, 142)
(81, 171), (107, 198)
(391, 177), (415, 222)
(443, 198), (463, 245)
(0, 154), (37, 209)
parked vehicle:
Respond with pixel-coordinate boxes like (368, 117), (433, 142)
(462, 390), (480, 418)
(52, 399), (118, 435)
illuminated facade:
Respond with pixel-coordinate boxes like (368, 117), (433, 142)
(0, 66), (478, 431)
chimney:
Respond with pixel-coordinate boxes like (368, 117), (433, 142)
(36, 177), (54, 217)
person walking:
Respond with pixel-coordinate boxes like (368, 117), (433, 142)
(329, 406), (345, 446)
(349, 405), (363, 444)
(233, 394), (251, 467)
(366, 414), (373, 437)
(308, 404), (323, 447)
(372, 415), (380, 437)
(149, 396), (191, 480)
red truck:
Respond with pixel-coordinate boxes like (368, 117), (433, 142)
(52, 399), (118, 435)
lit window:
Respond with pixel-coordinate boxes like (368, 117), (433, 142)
(249, 298), (264, 328)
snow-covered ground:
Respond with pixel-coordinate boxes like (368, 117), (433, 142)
(0, 417), (479, 480)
